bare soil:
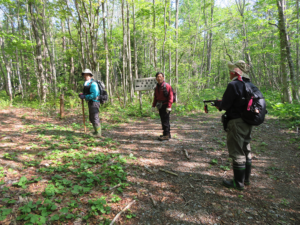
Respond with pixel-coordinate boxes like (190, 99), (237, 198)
(0, 107), (300, 225)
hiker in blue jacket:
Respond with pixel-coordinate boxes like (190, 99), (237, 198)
(78, 69), (102, 137)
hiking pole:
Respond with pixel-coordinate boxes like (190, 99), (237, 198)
(81, 99), (86, 133)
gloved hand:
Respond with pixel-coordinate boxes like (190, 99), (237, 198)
(79, 94), (85, 99)
(166, 108), (171, 113)
(151, 107), (156, 112)
(78, 93), (83, 98)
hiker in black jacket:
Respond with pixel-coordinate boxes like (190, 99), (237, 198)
(216, 60), (253, 190)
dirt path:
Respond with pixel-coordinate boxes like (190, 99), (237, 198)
(0, 108), (299, 225)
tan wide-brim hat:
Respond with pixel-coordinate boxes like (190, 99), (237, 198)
(227, 60), (250, 79)
(82, 69), (93, 76)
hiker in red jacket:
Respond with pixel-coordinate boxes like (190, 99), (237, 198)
(152, 72), (173, 141)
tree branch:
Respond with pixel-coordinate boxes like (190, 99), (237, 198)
(268, 22), (279, 28)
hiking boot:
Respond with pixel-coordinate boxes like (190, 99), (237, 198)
(158, 135), (170, 141)
(93, 124), (102, 138)
(159, 134), (171, 139)
(244, 158), (252, 185)
(222, 164), (245, 190)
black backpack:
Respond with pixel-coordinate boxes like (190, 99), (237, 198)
(240, 81), (267, 126)
(161, 83), (176, 103)
(91, 80), (109, 104)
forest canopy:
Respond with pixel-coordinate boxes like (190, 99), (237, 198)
(0, 0), (299, 114)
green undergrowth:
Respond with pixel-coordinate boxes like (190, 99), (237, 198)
(2, 86), (300, 125)
(0, 122), (136, 224)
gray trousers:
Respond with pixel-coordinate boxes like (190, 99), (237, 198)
(88, 101), (100, 126)
(227, 118), (253, 164)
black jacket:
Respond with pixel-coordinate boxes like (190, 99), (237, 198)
(220, 78), (250, 120)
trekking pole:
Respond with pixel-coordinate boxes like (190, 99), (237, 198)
(81, 99), (86, 133)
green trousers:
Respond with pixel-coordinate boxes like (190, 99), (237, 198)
(227, 118), (253, 164)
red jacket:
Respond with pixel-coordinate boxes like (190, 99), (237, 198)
(152, 81), (173, 108)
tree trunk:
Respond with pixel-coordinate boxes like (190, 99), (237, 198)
(153, 0), (157, 70)
(175, 0), (179, 95)
(296, 0), (299, 96)
(0, 37), (13, 103)
(132, 2), (141, 110)
(162, 0), (168, 74)
(122, 0), (127, 106)
(102, 1), (110, 99)
(127, 1), (133, 101)
(74, 0), (86, 69)
(277, 0), (292, 103)
(61, 20), (67, 84)
(235, 0), (257, 82)
(14, 3), (24, 99)
(206, 0), (214, 88)
(29, 3), (46, 103)
(37, 6), (57, 100)
(0, 59), (9, 96)
(276, 0), (298, 101)
(169, 0), (171, 84)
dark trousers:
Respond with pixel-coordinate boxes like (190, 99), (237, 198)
(159, 104), (171, 136)
(88, 101), (100, 126)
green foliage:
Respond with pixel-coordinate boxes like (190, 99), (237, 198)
(220, 165), (230, 171)
(16, 199), (57, 224)
(88, 197), (111, 215)
(0, 208), (12, 221)
(263, 89), (300, 125)
(13, 176), (28, 189)
(280, 198), (290, 206)
(0, 167), (5, 178)
(210, 159), (218, 165)
(13, 176), (42, 189)
(0, 99), (11, 109)
(111, 194), (122, 203)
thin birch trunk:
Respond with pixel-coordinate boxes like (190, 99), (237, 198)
(122, 0), (127, 106)
(153, 0), (157, 70)
(127, 1), (133, 101)
(235, 0), (257, 82)
(0, 36), (13, 103)
(206, 0), (214, 88)
(175, 0), (179, 94)
(29, 3), (46, 103)
(74, 0), (86, 69)
(296, 0), (299, 95)
(15, 1), (24, 99)
(162, 0), (167, 74)
(132, 1), (141, 110)
(102, 1), (110, 99)
(62, 20), (67, 83)
(37, 5), (57, 99)
(0, 59), (9, 96)
(169, 0), (171, 84)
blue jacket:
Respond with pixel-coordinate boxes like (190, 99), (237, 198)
(83, 79), (100, 102)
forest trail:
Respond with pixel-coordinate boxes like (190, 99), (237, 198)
(0, 107), (299, 225)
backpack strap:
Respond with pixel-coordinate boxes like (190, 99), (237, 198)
(163, 83), (169, 97)
(90, 80), (101, 100)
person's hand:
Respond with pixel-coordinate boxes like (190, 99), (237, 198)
(166, 108), (171, 113)
(79, 94), (85, 99)
(151, 107), (156, 112)
(78, 93), (83, 98)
